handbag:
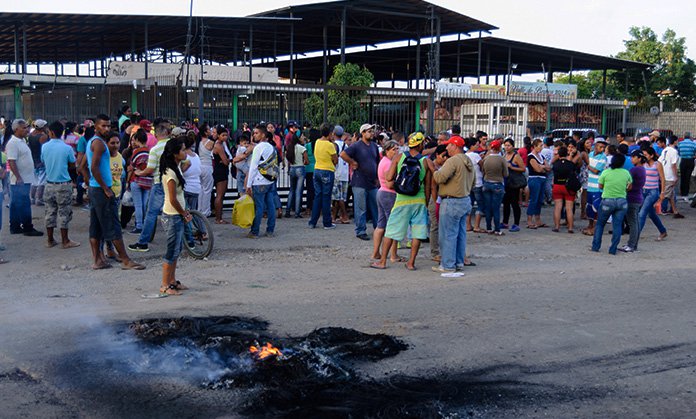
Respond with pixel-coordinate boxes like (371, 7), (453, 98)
(507, 169), (527, 189)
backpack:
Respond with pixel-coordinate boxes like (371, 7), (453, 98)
(258, 147), (279, 181)
(394, 154), (423, 196)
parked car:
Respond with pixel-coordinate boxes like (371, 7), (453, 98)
(551, 128), (600, 140)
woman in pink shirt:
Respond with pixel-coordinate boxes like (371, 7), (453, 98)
(372, 140), (402, 262)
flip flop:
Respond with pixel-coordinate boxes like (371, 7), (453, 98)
(568, 229), (575, 234)
(472, 228), (483, 233)
(0, 259), (7, 264)
(390, 256), (407, 263)
(405, 263), (417, 271)
(369, 262), (386, 270)
(462, 262), (476, 267)
(537, 223), (549, 228)
(526, 225), (537, 229)
(215, 220), (230, 224)
(92, 263), (112, 270)
(581, 229), (594, 236)
(121, 262), (146, 270)
(141, 293), (168, 299)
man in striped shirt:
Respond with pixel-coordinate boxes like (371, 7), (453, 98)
(677, 132), (696, 199)
(128, 119), (172, 252)
(582, 138), (607, 236)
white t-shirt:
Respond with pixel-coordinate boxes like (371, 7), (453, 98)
(6, 135), (36, 185)
(246, 141), (274, 188)
(465, 151), (483, 188)
(334, 140), (349, 182)
(183, 153), (202, 194)
(659, 146), (679, 181)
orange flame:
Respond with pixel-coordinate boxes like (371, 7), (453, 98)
(249, 342), (283, 359)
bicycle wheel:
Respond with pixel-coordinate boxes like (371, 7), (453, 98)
(183, 209), (214, 259)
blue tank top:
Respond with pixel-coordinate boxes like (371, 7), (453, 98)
(86, 136), (113, 188)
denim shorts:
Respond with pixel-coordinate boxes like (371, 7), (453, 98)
(162, 213), (184, 264)
(471, 186), (484, 215)
(376, 189), (397, 229)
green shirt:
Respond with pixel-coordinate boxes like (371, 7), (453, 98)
(598, 168), (632, 199)
(393, 153), (427, 208)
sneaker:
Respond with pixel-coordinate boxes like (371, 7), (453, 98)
(431, 266), (455, 273)
(308, 223), (316, 229)
(246, 233), (259, 239)
(619, 245), (634, 253)
(323, 224), (337, 230)
(129, 227), (142, 235)
(674, 213), (685, 219)
(509, 224), (520, 232)
(128, 243), (149, 252)
(264, 232), (275, 237)
(23, 229), (44, 237)
(356, 233), (370, 241)
(500, 223), (509, 229)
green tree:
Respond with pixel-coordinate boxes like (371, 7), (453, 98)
(550, 27), (696, 109)
(303, 63), (375, 133)
(615, 27), (696, 108)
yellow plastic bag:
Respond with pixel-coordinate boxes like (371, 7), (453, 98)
(232, 194), (255, 229)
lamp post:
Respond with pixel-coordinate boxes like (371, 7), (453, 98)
(243, 44), (251, 82)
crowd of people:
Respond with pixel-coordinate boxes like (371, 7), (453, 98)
(2, 110), (695, 289)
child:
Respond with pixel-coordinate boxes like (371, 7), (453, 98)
(159, 137), (191, 296)
(103, 133), (126, 260)
(127, 128), (152, 234)
(233, 133), (252, 195)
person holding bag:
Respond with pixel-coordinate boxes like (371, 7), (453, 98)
(502, 138), (526, 232)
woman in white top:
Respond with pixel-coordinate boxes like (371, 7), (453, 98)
(196, 124), (215, 217)
(181, 132), (206, 243)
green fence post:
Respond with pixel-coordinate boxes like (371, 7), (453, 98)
(130, 89), (138, 113)
(601, 106), (607, 135)
(232, 93), (238, 131)
(545, 100), (551, 132)
(415, 100), (421, 133)
(14, 84), (22, 119)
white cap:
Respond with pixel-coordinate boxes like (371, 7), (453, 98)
(359, 123), (375, 133)
(34, 119), (48, 129)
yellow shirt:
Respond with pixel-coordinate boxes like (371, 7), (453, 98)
(313, 139), (337, 172)
(110, 153), (124, 196)
(162, 168), (186, 215)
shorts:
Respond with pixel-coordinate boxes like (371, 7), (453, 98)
(586, 191), (602, 219)
(663, 180), (677, 197)
(34, 167), (47, 186)
(376, 189), (396, 229)
(89, 187), (122, 241)
(552, 184), (576, 202)
(162, 213), (184, 264)
(332, 179), (349, 201)
(44, 182), (73, 228)
(384, 202), (429, 241)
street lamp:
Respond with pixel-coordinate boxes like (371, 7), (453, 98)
(243, 45), (252, 82)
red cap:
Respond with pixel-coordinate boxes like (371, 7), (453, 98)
(444, 135), (465, 148)
(139, 119), (152, 129)
(490, 139), (502, 149)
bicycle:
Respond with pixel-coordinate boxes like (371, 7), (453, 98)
(149, 209), (214, 259)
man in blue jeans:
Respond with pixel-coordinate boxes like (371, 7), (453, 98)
(6, 119), (43, 237)
(432, 136), (477, 273)
(340, 123), (380, 240)
(309, 123), (338, 229)
(246, 124), (277, 238)
(128, 119), (172, 252)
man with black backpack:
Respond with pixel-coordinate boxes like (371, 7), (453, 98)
(370, 132), (431, 271)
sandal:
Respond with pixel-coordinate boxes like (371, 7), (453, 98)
(174, 280), (189, 290)
(526, 225), (537, 229)
(159, 284), (181, 296)
(472, 228), (483, 233)
(581, 229), (594, 236)
(537, 223), (548, 228)
(215, 219), (230, 224)
(552, 228), (560, 233)
(568, 229), (575, 234)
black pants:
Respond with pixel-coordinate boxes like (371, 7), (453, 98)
(679, 158), (694, 196)
(503, 186), (521, 225)
(305, 172), (315, 212)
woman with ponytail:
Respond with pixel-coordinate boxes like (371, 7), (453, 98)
(158, 137), (191, 296)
